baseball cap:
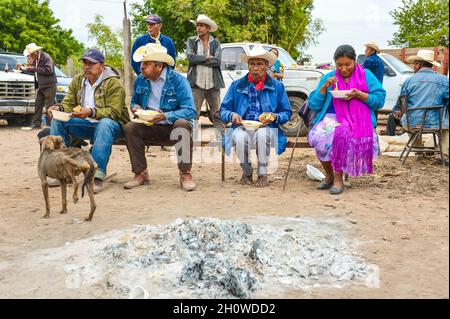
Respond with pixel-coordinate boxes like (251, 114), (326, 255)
(145, 14), (162, 24)
(81, 48), (105, 64)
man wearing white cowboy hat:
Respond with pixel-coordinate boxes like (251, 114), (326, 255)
(131, 13), (176, 75)
(186, 14), (225, 140)
(392, 49), (449, 156)
(21, 43), (57, 129)
(220, 44), (292, 187)
(123, 43), (197, 191)
(363, 42), (385, 127)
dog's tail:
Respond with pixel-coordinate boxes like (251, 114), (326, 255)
(82, 153), (97, 198)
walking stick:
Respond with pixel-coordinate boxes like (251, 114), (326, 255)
(282, 123), (303, 192)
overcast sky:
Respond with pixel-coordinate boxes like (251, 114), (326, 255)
(48, 0), (403, 63)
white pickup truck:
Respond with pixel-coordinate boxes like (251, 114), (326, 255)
(357, 52), (414, 111)
(205, 42), (325, 136)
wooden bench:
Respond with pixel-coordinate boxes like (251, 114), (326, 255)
(110, 138), (310, 182)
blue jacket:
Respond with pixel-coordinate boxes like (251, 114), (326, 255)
(131, 67), (196, 125)
(220, 74), (292, 155)
(308, 70), (386, 128)
(131, 33), (176, 75)
(363, 53), (384, 85)
(394, 68), (449, 129)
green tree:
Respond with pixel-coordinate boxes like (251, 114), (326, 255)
(86, 15), (124, 71)
(0, 0), (84, 65)
(130, 0), (324, 59)
(389, 0), (449, 48)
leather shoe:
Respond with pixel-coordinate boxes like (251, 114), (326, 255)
(123, 170), (149, 189)
(180, 171), (196, 191)
(93, 178), (103, 194)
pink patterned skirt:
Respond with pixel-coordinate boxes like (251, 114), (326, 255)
(308, 114), (380, 163)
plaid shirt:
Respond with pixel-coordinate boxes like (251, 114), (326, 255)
(243, 83), (262, 121)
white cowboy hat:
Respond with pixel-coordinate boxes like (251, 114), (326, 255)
(406, 49), (441, 67)
(190, 14), (218, 32)
(364, 42), (381, 53)
(240, 44), (277, 67)
(133, 43), (175, 67)
(23, 43), (43, 56)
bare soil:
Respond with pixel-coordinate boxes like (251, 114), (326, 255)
(0, 125), (448, 298)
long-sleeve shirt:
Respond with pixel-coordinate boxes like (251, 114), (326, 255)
(131, 33), (176, 75)
(363, 53), (384, 85)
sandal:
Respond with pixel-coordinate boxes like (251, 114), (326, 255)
(329, 187), (344, 195)
(317, 182), (332, 190)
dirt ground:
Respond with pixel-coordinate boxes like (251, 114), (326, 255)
(0, 125), (448, 299)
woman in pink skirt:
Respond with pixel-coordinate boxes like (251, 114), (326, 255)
(307, 45), (386, 194)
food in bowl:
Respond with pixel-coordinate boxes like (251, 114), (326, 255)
(330, 90), (352, 99)
(51, 110), (72, 122)
(241, 120), (264, 130)
(135, 109), (160, 122)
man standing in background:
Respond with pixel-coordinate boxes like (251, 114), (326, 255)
(22, 43), (57, 129)
(363, 42), (385, 126)
(131, 14), (176, 75)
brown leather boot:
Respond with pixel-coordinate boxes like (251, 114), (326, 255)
(124, 170), (150, 189)
(179, 171), (196, 191)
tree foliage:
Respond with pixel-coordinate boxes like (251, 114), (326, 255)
(389, 0), (449, 48)
(0, 0), (85, 65)
(130, 0), (324, 59)
(87, 15), (124, 71)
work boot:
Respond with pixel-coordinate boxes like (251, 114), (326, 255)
(93, 178), (103, 194)
(123, 170), (149, 189)
(179, 171), (196, 191)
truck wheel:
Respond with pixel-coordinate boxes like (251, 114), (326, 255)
(281, 95), (308, 137)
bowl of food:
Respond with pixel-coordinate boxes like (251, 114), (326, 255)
(241, 120), (264, 130)
(330, 90), (352, 99)
(135, 109), (159, 122)
(51, 110), (72, 122)
(306, 164), (325, 181)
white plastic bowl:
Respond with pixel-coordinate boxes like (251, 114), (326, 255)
(135, 110), (159, 122)
(330, 90), (352, 99)
(306, 164), (325, 181)
(241, 120), (264, 130)
(51, 110), (71, 122)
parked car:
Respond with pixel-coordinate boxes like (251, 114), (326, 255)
(357, 53), (414, 111)
(0, 52), (72, 125)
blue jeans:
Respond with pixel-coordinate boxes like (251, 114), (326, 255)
(50, 118), (124, 180)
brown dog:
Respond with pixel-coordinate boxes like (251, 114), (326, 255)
(38, 135), (98, 221)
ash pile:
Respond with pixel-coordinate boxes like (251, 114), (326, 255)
(67, 217), (378, 298)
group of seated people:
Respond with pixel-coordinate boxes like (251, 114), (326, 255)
(38, 42), (448, 196)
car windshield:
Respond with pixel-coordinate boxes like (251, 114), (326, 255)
(383, 54), (414, 74)
(15, 56), (27, 65)
(248, 45), (299, 69)
(54, 67), (67, 77)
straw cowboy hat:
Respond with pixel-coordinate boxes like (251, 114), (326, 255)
(364, 42), (381, 53)
(406, 49), (441, 67)
(23, 43), (43, 56)
(190, 14), (218, 32)
(132, 43), (175, 66)
(240, 44), (277, 67)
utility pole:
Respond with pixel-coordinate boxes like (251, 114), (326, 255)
(123, 0), (132, 100)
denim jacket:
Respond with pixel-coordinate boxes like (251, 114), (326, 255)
(394, 68), (449, 129)
(220, 73), (292, 155)
(130, 67), (197, 125)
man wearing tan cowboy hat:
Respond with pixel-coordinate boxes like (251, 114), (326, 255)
(131, 13), (176, 75)
(21, 43), (57, 129)
(392, 49), (449, 157)
(123, 43), (197, 191)
(186, 14), (226, 141)
(220, 44), (292, 187)
(363, 42), (385, 126)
